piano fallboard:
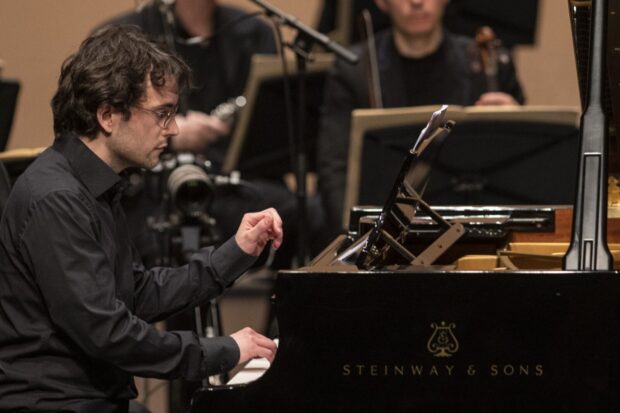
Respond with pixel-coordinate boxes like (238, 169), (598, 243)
(192, 270), (620, 412)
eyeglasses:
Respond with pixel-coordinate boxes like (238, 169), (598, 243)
(135, 105), (178, 129)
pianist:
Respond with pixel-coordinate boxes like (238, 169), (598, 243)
(0, 25), (279, 413)
(317, 0), (526, 239)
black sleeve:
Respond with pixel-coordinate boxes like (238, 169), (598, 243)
(200, 336), (240, 375)
(132, 236), (255, 323)
(22, 191), (251, 379)
(498, 50), (526, 104)
(253, 19), (277, 54)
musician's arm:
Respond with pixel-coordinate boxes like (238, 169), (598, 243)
(169, 111), (231, 152)
(497, 50), (526, 105)
(132, 236), (255, 323)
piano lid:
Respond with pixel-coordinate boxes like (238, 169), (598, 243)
(192, 270), (620, 412)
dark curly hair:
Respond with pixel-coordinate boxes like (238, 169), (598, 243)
(51, 25), (190, 137)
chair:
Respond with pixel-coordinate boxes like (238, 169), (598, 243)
(0, 79), (20, 151)
(0, 147), (45, 186)
(0, 161), (11, 215)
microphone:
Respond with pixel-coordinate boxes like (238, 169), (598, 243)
(250, 0), (359, 65)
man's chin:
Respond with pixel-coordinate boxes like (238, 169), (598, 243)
(406, 26), (435, 37)
(128, 149), (166, 170)
(398, 19), (437, 36)
(144, 159), (160, 170)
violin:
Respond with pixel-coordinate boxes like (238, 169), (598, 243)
(359, 9), (383, 108)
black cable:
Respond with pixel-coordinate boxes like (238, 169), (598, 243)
(269, 19), (298, 182)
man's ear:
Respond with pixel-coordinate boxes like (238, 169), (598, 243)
(96, 104), (115, 135)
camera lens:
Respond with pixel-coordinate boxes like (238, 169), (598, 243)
(167, 164), (214, 217)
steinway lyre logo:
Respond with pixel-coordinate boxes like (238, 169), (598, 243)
(427, 321), (459, 357)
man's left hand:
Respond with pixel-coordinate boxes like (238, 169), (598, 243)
(235, 208), (283, 256)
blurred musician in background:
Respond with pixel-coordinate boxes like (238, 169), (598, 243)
(317, 0), (526, 239)
(0, 25), (280, 413)
(104, 0), (276, 162)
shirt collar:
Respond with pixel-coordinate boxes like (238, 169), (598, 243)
(52, 132), (121, 198)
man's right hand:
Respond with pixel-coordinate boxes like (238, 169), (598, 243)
(170, 111), (231, 152)
(230, 327), (277, 365)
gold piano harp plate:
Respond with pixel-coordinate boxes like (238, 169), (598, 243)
(456, 242), (620, 271)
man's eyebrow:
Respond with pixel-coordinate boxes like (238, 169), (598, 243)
(152, 103), (177, 110)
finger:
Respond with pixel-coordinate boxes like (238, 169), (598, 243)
(253, 333), (277, 351)
(271, 221), (283, 245)
(261, 225), (282, 250)
(255, 346), (275, 363)
(264, 208), (284, 248)
(271, 232), (283, 250)
(256, 232), (270, 247)
(244, 209), (281, 227)
(266, 208), (283, 228)
(245, 214), (274, 242)
(253, 339), (277, 363)
(242, 211), (271, 227)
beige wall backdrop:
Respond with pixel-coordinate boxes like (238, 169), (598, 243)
(0, 0), (580, 151)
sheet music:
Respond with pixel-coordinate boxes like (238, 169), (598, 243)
(412, 105), (448, 152)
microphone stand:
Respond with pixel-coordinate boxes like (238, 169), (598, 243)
(251, 0), (358, 266)
(292, 34), (310, 267)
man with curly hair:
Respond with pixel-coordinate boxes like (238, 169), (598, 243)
(0, 25), (281, 413)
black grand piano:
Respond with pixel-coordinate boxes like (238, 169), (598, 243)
(190, 0), (620, 411)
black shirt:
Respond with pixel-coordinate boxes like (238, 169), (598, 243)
(0, 134), (255, 411)
(399, 40), (459, 107)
